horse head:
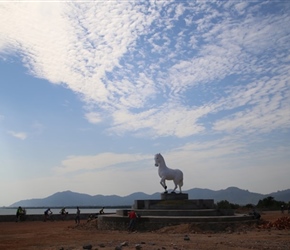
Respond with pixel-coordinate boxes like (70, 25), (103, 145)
(154, 153), (162, 167)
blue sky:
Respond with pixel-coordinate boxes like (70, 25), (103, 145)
(0, 0), (289, 206)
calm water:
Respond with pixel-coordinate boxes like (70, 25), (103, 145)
(0, 207), (129, 215)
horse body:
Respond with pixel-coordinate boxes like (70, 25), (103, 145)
(154, 153), (183, 193)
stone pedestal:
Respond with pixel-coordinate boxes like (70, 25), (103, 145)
(99, 194), (254, 231)
(133, 198), (214, 210)
(161, 192), (188, 200)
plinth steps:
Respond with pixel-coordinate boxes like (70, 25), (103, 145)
(97, 193), (256, 231)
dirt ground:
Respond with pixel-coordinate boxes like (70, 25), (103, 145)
(0, 211), (289, 250)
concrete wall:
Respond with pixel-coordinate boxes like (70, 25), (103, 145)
(97, 214), (257, 232)
(134, 199), (215, 210)
(0, 213), (96, 222)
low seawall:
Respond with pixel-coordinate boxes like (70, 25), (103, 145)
(0, 213), (98, 222)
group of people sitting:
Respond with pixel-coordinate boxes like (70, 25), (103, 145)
(87, 207), (105, 221)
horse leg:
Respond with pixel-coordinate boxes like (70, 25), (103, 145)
(160, 179), (167, 193)
(171, 184), (177, 193)
(171, 179), (179, 193)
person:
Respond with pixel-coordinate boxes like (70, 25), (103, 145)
(252, 208), (261, 220)
(60, 207), (66, 214)
(128, 209), (137, 231)
(99, 207), (105, 214)
(22, 208), (27, 217)
(281, 204), (284, 214)
(60, 207), (68, 220)
(16, 206), (24, 222)
(44, 208), (52, 222)
(75, 207), (80, 225)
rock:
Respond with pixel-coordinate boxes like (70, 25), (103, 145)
(135, 244), (142, 249)
(184, 235), (190, 241)
(98, 243), (106, 248)
(121, 241), (128, 246)
(115, 246), (122, 250)
(83, 244), (92, 249)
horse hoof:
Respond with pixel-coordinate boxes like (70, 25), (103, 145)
(164, 191), (168, 194)
(171, 191), (176, 194)
(165, 186), (167, 189)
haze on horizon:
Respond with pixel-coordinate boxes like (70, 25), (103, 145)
(0, 1), (289, 206)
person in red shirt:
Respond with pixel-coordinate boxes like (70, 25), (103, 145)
(128, 209), (137, 231)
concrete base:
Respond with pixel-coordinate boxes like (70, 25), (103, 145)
(161, 193), (188, 200)
(117, 208), (233, 217)
(98, 213), (256, 231)
(133, 198), (214, 210)
(98, 197), (256, 231)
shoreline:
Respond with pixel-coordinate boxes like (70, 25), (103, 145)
(0, 212), (114, 223)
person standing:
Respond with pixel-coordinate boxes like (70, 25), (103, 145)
(75, 207), (80, 225)
(281, 204), (284, 214)
(128, 209), (137, 231)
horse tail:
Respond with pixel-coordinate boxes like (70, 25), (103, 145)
(179, 179), (183, 187)
(179, 171), (183, 187)
(178, 173), (183, 187)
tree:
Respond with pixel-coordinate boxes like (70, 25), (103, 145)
(256, 196), (286, 210)
(217, 200), (239, 209)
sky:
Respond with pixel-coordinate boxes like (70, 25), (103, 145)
(0, 0), (289, 206)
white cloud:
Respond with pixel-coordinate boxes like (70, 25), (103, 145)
(212, 75), (290, 134)
(54, 152), (150, 175)
(0, 2), (289, 206)
(108, 102), (208, 138)
(234, 2), (248, 14)
(106, 73), (157, 110)
(84, 112), (102, 124)
(8, 131), (27, 140)
(20, 142), (289, 204)
(1, 1), (289, 139)
(0, 2), (156, 101)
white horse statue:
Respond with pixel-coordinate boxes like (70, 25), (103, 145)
(154, 153), (183, 193)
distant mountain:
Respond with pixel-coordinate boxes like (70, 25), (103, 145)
(9, 187), (290, 207)
(268, 189), (290, 202)
(186, 187), (264, 205)
(9, 190), (160, 207)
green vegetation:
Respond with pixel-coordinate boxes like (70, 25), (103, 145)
(216, 196), (290, 211)
(256, 196), (289, 211)
(216, 200), (239, 209)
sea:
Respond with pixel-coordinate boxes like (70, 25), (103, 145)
(0, 207), (129, 215)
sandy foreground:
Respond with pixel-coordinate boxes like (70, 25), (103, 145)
(0, 211), (289, 250)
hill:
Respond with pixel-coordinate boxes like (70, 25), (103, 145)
(9, 187), (290, 207)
